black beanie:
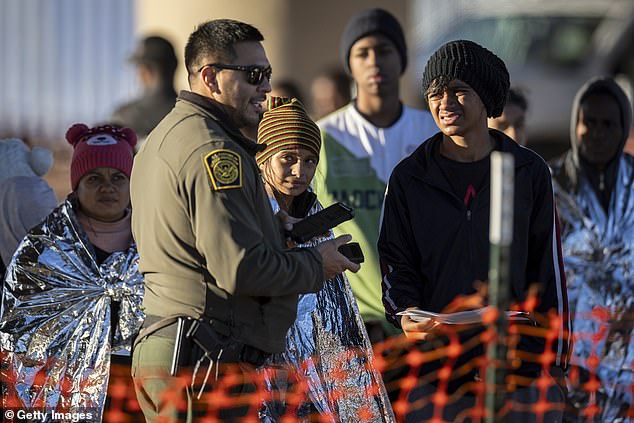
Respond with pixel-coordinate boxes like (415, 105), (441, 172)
(340, 8), (407, 75)
(422, 40), (510, 118)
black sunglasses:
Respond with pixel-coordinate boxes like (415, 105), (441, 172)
(198, 63), (272, 86)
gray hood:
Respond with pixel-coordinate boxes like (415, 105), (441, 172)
(569, 76), (632, 166)
(554, 79), (634, 419)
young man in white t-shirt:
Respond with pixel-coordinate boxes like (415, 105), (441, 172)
(314, 8), (438, 343)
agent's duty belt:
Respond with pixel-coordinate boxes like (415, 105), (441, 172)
(134, 315), (270, 374)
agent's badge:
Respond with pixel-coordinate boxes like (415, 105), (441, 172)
(204, 149), (242, 190)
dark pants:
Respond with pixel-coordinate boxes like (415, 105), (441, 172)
(131, 335), (257, 422)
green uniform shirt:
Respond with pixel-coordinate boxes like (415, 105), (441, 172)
(130, 91), (324, 353)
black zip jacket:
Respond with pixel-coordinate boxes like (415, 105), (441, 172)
(379, 130), (571, 381)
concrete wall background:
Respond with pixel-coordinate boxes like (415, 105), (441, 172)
(1, 0), (421, 200)
(134, 0), (419, 107)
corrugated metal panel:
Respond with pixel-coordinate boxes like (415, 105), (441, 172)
(0, 0), (136, 145)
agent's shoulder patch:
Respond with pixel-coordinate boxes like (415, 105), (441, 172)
(203, 149), (242, 190)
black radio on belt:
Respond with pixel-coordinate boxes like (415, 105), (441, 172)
(170, 316), (269, 375)
(170, 317), (195, 376)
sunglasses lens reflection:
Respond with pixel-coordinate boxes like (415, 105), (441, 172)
(248, 67), (271, 85)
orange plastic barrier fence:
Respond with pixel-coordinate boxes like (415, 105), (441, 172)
(2, 309), (633, 422)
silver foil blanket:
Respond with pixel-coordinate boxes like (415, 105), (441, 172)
(0, 199), (144, 421)
(553, 159), (634, 421)
(259, 195), (395, 422)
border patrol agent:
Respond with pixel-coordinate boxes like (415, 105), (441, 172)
(129, 19), (358, 422)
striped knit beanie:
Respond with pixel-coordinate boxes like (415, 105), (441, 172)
(256, 97), (321, 166)
(422, 40), (510, 118)
(66, 123), (137, 190)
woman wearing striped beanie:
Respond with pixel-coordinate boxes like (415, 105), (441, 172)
(257, 97), (394, 422)
(256, 96), (322, 215)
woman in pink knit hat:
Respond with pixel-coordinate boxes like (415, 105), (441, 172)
(0, 124), (144, 421)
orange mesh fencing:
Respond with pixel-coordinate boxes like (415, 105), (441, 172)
(2, 308), (633, 422)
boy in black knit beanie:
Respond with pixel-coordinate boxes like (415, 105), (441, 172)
(378, 39), (571, 421)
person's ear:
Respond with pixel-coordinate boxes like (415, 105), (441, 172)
(202, 67), (220, 93)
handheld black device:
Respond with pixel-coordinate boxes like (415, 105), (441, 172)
(338, 242), (364, 264)
(288, 202), (354, 243)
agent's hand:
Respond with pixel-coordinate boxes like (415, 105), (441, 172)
(316, 234), (360, 279)
(400, 307), (442, 341)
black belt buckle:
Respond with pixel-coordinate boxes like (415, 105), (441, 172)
(240, 345), (268, 367)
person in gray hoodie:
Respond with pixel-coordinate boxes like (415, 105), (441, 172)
(549, 76), (633, 422)
(0, 138), (57, 276)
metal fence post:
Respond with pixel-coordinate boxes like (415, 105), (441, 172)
(486, 151), (514, 422)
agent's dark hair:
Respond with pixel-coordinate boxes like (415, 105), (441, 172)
(507, 87), (528, 111)
(184, 19), (264, 85)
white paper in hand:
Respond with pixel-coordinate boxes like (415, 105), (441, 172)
(397, 307), (532, 325)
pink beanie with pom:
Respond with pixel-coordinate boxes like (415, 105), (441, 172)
(66, 124), (137, 190)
